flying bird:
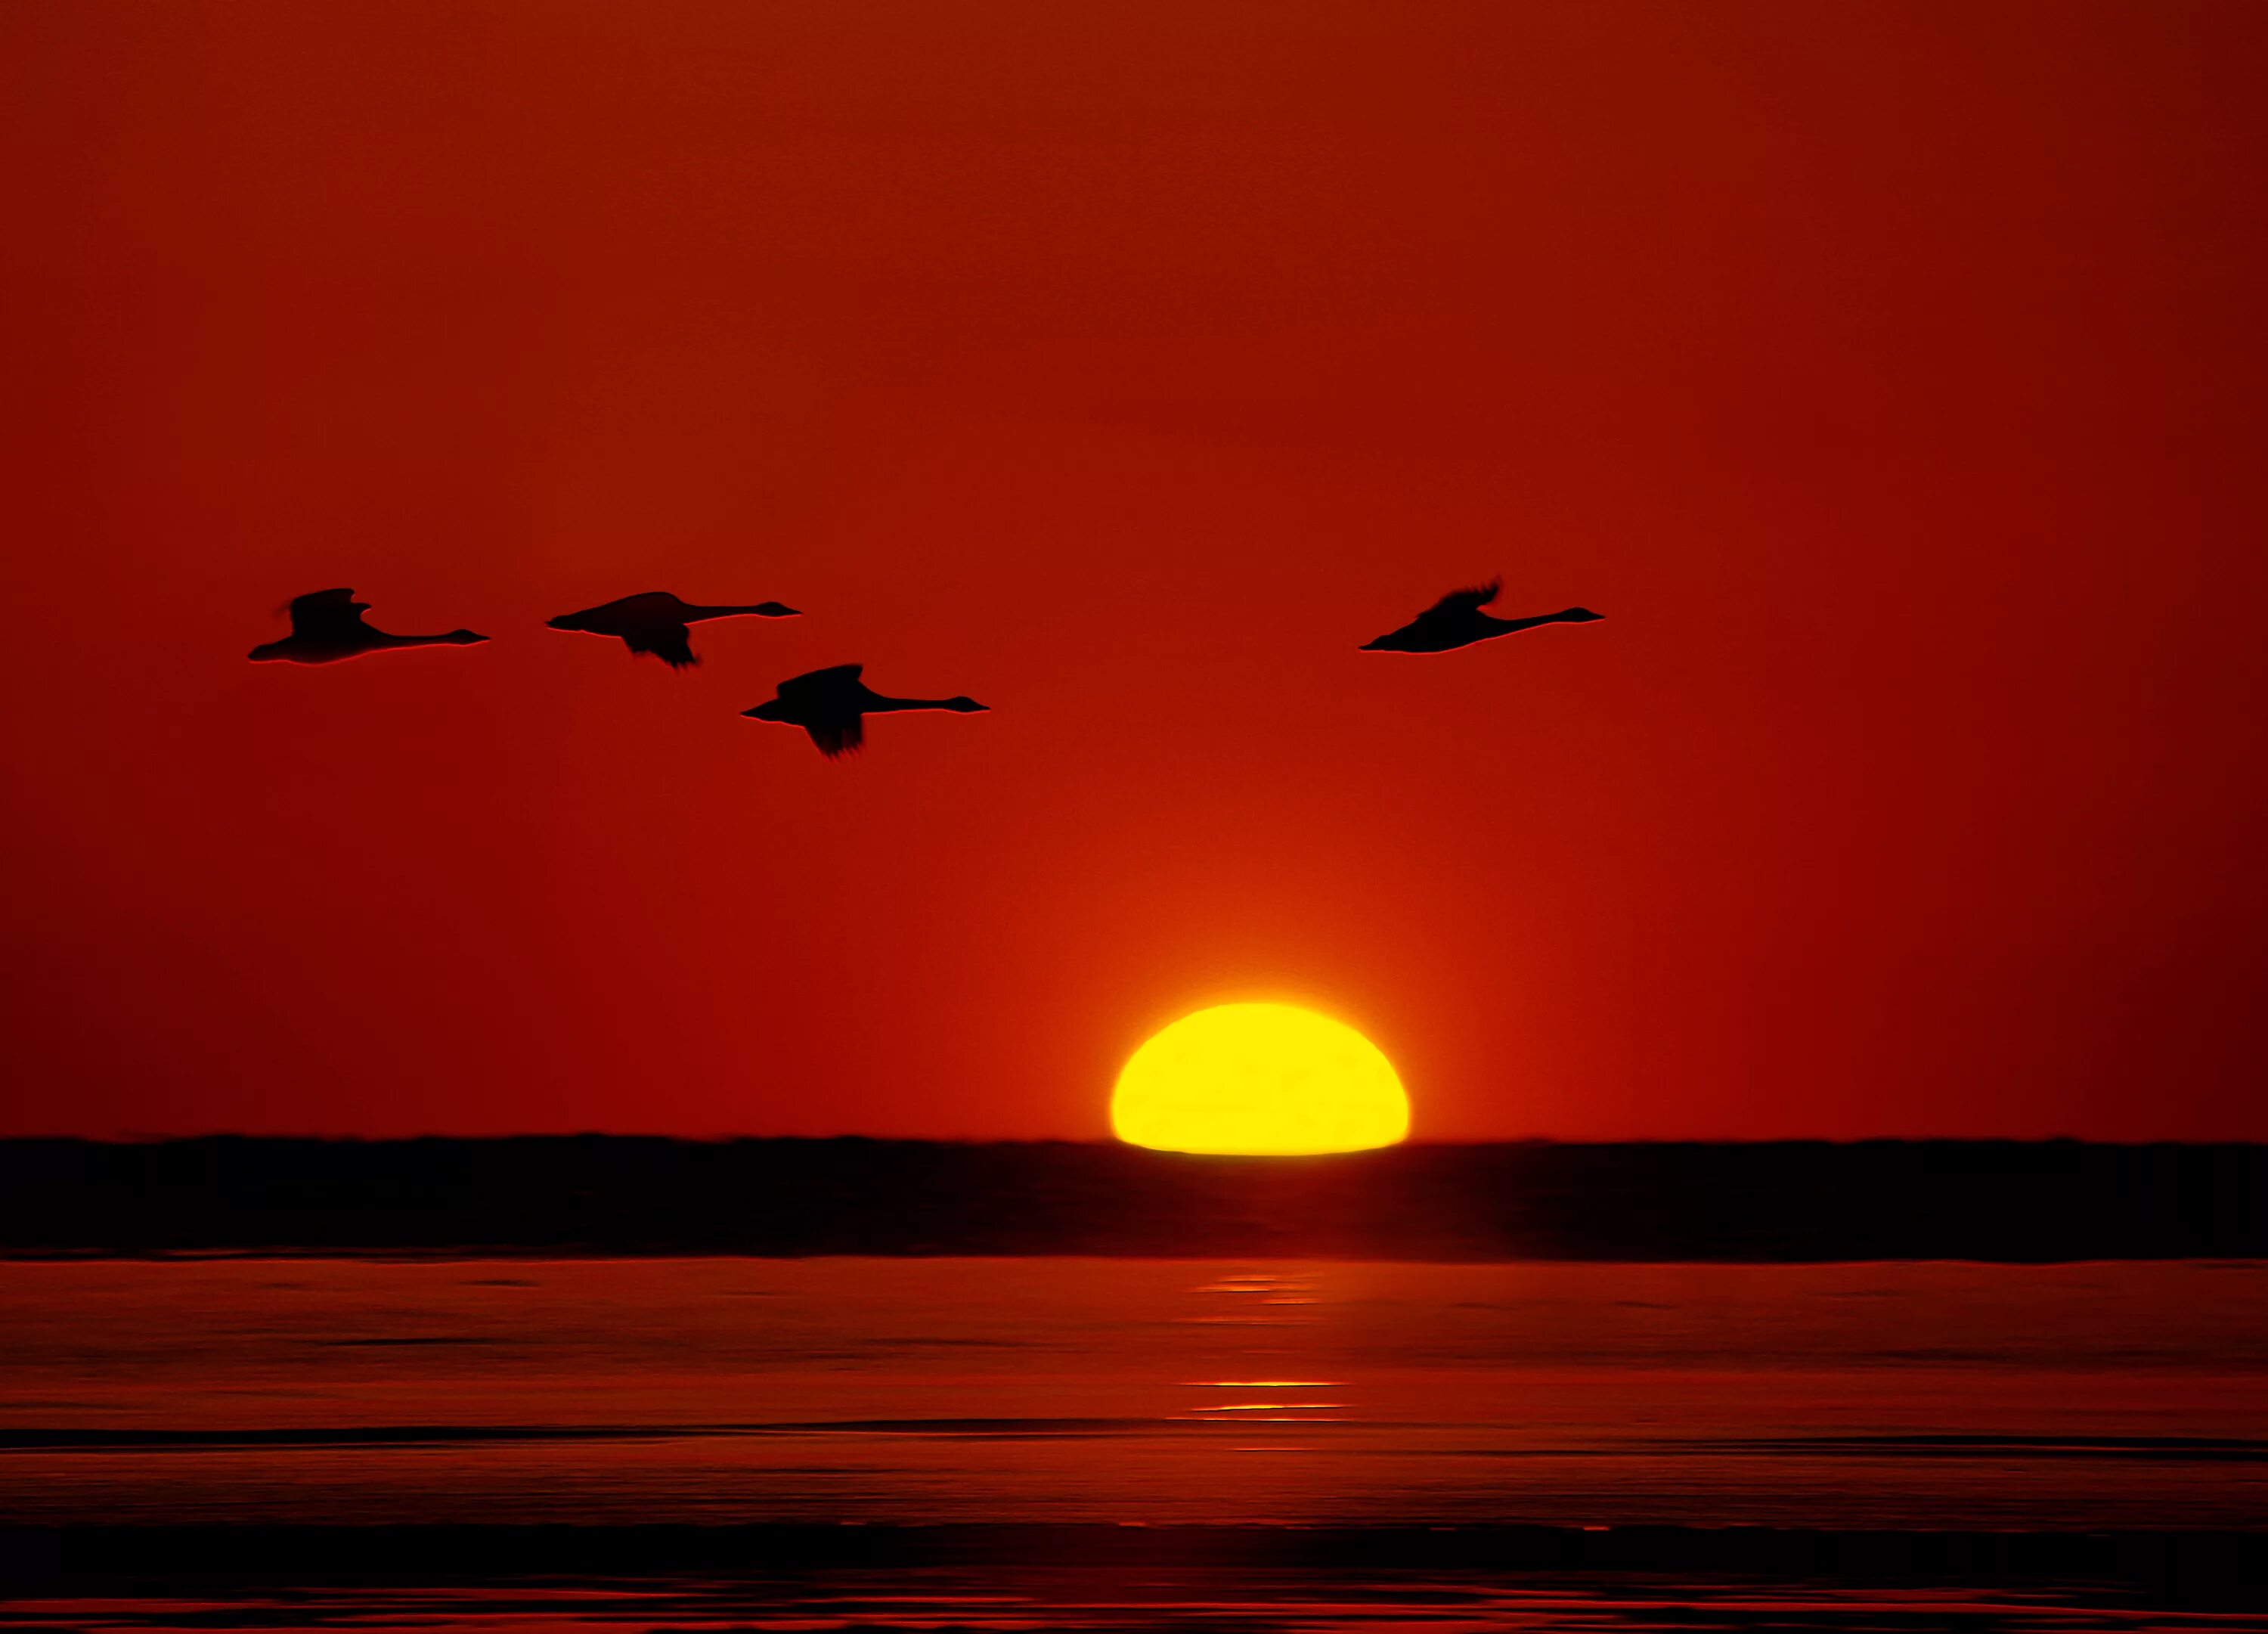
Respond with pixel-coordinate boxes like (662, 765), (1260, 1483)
(742, 664), (988, 758)
(545, 591), (798, 668)
(247, 589), (488, 664)
(1360, 579), (1603, 653)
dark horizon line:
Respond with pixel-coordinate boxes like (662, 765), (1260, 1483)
(5, 1136), (2261, 1262)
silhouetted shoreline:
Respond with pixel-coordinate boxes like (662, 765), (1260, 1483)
(2, 1138), (2260, 1260)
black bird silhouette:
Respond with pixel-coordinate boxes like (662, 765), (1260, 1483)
(1361, 578), (1603, 653)
(546, 591), (800, 668)
(742, 664), (988, 758)
(248, 589), (488, 664)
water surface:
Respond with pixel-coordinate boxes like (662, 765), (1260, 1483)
(3, 1257), (2262, 1530)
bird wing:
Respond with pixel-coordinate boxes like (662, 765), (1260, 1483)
(776, 663), (864, 705)
(287, 588), (371, 638)
(1421, 578), (1501, 617)
(804, 713), (866, 758)
(557, 591), (678, 628)
(624, 624), (698, 668)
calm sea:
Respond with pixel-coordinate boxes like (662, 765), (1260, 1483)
(2, 1257), (2263, 1629)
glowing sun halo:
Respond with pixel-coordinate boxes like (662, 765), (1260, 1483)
(1111, 1003), (1410, 1155)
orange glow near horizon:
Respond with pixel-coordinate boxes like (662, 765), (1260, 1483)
(1111, 1003), (1411, 1155)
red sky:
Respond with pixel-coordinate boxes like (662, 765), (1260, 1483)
(4, 2), (2265, 1141)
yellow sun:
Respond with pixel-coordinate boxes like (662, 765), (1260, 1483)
(1111, 1003), (1410, 1155)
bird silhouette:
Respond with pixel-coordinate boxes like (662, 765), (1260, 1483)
(546, 591), (799, 668)
(1361, 579), (1603, 653)
(742, 664), (988, 758)
(248, 590), (488, 664)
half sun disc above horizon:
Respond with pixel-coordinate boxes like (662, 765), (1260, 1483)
(1111, 1003), (1410, 1155)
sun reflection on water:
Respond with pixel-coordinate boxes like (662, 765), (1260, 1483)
(1176, 1272), (1353, 1435)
